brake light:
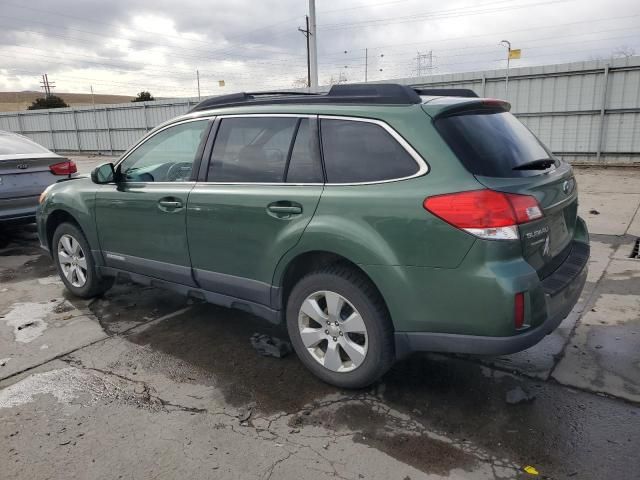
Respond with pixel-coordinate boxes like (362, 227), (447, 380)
(514, 292), (525, 329)
(49, 160), (77, 175)
(423, 189), (542, 240)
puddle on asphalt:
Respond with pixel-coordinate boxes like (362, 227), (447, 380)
(0, 254), (57, 283)
(0, 225), (56, 283)
(118, 300), (640, 479)
(295, 402), (479, 476)
(89, 282), (190, 334)
(124, 303), (335, 412)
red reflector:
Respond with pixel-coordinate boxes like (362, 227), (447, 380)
(423, 189), (542, 229)
(49, 160), (77, 175)
(514, 292), (525, 329)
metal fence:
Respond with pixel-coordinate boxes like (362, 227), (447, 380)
(1, 56), (639, 165)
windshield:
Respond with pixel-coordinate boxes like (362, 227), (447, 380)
(0, 131), (51, 155)
(435, 110), (556, 178)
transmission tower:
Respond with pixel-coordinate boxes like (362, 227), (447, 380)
(415, 51), (433, 77)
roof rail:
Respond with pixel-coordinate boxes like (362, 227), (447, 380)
(414, 88), (478, 98)
(188, 83), (423, 113)
(187, 84), (476, 113)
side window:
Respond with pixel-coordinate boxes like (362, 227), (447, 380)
(119, 120), (209, 182)
(209, 117), (298, 182)
(320, 119), (419, 183)
(286, 119), (323, 183)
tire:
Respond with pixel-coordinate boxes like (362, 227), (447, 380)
(52, 222), (113, 298)
(286, 265), (394, 388)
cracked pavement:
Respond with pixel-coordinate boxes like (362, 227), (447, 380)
(1, 165), (639, 480)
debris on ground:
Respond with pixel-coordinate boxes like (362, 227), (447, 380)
(523, 465), (539, 475)
(506, 386), (536, 405)
(237, 405), (254, 422)
(589, 209), (600, 215)
(250, 333), (292, 358)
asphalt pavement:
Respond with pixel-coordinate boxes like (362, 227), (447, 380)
(1, 164), (639, 480)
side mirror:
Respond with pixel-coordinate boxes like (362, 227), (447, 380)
(91, 163), (115, 184)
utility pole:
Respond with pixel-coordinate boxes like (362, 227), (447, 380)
(90, 85), (99, 152)
(500, 40), (511, 98)
(298, 16), (311, 88)
(40, 74), (56, 98)
(364, 48), (368, 82)
(196, 69), (201, 101)
(308, 0), (318, 88)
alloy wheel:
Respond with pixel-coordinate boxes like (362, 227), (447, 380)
(57, 234), (88, 288)
(298, 290), (368, 373)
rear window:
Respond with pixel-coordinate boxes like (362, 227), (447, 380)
(0, 132), (51, 155)
(320, 119), (419, 183)
(435, 111), (555, 178)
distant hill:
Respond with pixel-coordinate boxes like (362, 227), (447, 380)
(0, 91), (135, 112)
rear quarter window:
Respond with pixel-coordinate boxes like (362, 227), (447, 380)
(320, 119), (419, 183)
(435, 110), (555, 178)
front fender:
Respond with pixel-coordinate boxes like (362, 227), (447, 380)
(39, 177), (99, 252)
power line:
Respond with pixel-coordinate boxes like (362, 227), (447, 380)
(319, 13), (640, 58)
(318, 0), (572, 30)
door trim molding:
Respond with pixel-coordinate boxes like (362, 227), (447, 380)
(193, 268), (272, 306)
(103, 251), (196, 286)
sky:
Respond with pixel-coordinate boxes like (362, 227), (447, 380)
(0, 0), (639, 98)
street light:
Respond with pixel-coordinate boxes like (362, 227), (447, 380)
(500, 39), (511, 99)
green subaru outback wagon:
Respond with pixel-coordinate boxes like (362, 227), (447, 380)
(37, 84), (589, 388)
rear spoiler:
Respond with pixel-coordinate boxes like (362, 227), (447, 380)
(429, 98), (511, 119)
(414, 88), (478, 98)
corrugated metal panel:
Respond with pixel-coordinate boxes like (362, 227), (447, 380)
(1, 58), (639, 163)
(0, 114), (20, 131)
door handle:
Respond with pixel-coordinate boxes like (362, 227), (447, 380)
(267, 201), (303, 218)
(158, 198), (183, 211)
(268, 205), (302, 214)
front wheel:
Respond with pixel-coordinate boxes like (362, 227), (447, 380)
(286, 265), (394, 388)
(52, 222), (113, 298)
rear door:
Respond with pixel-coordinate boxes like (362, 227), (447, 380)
(434, 108), (578, 277)
(187, 115), (323, 306)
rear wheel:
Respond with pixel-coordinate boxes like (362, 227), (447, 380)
(286, 265), (394, 388)
(52, 222), (113, 298)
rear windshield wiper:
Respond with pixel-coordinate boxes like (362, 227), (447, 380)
(512, 158), (555, 170)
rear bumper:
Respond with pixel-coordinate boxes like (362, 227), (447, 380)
(370, 216), (591, 357)
(0, 196), (39, 223)
(394, 248), (588, 356)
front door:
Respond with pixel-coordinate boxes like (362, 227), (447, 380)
(95, 119), (211, 285)
(187, 116), (324, 306)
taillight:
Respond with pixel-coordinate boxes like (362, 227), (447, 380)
(49, 160), (77, 175)
(514, 292), (525, 329)
(423, 189), (542, 240)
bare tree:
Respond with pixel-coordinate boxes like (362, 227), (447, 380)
(611, 46), (636, 58)
(291, 77), (309, 88)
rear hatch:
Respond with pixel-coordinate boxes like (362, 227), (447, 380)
(432, 101), (578, 279)
(0, 132), (66, 200)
